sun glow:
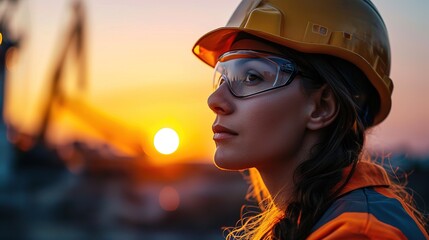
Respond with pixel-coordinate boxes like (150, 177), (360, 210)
(154, 128), (180, 155)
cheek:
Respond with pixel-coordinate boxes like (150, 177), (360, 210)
(245, 101), (307, 164)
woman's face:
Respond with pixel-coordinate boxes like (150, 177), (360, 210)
(207, 40), (313, 171)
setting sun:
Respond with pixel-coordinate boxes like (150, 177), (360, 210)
(154, 128), (180, 155)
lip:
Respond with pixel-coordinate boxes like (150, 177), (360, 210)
(212, 124), (238, 141)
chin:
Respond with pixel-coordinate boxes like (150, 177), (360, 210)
(213, 154), (250, 171)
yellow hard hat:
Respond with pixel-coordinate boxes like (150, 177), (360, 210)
(193, 0), (393, 125)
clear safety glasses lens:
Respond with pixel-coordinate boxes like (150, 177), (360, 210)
(213, 50), (298, 97)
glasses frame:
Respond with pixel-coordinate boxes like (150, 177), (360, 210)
(213, 50), (301, 98)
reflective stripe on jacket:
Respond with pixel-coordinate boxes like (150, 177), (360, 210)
(307, 161), (429, 240)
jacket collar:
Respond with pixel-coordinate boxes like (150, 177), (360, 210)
(337, 161), (391, 197)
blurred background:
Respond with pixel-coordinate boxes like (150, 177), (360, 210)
(0, 0), (428, 239)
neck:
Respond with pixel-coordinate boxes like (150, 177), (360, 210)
(256, 132), (318, 211)
(257, 158), (298, 211)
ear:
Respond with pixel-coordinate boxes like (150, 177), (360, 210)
(306, 85), (339, 130)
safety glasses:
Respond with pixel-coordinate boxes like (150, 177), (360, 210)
(213, 50), (299, 97)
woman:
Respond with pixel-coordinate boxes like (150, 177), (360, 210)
(193, 0), (428, 239)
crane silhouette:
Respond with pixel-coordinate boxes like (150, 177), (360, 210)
(36, 0), (146, 157)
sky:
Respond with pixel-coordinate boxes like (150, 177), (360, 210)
(3, 0), (429, 165)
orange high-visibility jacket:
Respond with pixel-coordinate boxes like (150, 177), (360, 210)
(308, 161), (428, 240)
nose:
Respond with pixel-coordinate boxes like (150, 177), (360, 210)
(207, 83), (234, 115)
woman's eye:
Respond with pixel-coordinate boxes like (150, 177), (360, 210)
(219, 75), (226, 85)
(243, 73), (263, 85)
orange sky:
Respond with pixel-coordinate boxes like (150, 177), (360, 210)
(3, 0), (429, 165)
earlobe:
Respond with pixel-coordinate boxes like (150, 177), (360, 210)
(307, 85), (338, 130)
